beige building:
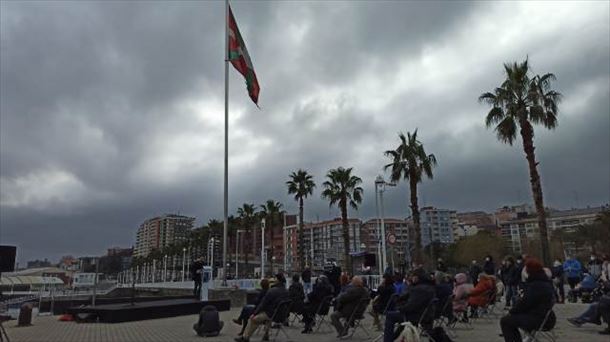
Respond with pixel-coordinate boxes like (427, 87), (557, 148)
(134, 214), (195, 257)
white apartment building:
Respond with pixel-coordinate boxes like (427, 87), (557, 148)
(134, 214), (195, 257)
(420, 207), (457, 246)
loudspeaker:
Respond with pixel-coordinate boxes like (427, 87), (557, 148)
(0, 245), (17, 272)
(364, 253), (376, 267)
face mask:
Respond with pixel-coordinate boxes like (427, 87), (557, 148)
(521, 267), (529, 282)
(591, 256), (595, 261)
(485, 258), (490, 262)
(553, 261), (561, 267)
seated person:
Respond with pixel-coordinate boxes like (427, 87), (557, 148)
(466, 273), (495, 317)
(383, 268), (435, 342)
(370, 273), (395, 330)
(330, 276), (370, 338)
(301, 275), (334, 334)
(434, 271), (454, 321)
(568, 273), (597, 302)
(234, 274), (289, 342)
(193, 305), (224, 337)
(453, 273), (473, 320)
(393, 273), (407, 295)
(233, 278), (270, 335)
(288, 274), (305, 315)
(500, 258), (555, 342)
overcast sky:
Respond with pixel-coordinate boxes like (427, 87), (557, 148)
(1, 1), (609, 264)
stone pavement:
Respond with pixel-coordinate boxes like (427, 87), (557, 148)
(2, 302), (608, 342)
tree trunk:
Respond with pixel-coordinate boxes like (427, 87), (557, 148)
(520, 119), (551, 266)
(409, 176), (423, 266)
(341, 197), (352, 273)
(298, 198), (305, 271)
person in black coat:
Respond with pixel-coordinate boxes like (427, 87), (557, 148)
(330, 276), (370, 337)
(233, 278), (270, 335)
(551, 259), (565, 303)
(470, 260), (483, 286)
(288, 274), (305, 315)
(236, 275), (290, 342)
(484, 255), (496, 276)
(193, 305), (224, 337)
(500, 258), (555, 342)
(370, 273), (395, 330)
(504, 256), (520, 308)
(383, 268), (436, 342)
(190, 257), (204, 298)
(301, 275), (333, 333)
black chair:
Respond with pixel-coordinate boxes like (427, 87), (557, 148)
(522, 309), (557, 342)
(314, 295), (334, 333)
(416, 298), (438, 340)
(269, 299), (293, 342)
(371, 293), (400, 342)
(340, 297), (371, 339)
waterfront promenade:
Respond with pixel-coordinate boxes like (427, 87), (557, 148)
(2, 302), (608, 342)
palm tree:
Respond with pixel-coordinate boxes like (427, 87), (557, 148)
(237, 203), (257, 273)
(384, 130), (437, 265)
(480, 59), (561, 266)
(286, 169), (316, 271)
(321, 167), (363, 272)
(260, 200), (284, 275)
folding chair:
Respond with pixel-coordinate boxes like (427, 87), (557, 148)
(269, 299), (294, 342)
(371, 294), (400, 342)
(340, 297), (371, 339)
(522, 309), (557, 342)
(314, 295), (334, 333)
(416, 298), (438, 341)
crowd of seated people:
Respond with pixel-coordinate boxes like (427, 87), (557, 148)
(190, 254), (610, 341)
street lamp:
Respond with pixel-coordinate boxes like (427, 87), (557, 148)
(260, 218), (266, 278)
(235, 230), (244, 278)
(163, 255), (168, 283)
(152, 259), (156, 283)
(181, 247), (187, 282)
(375, 175), (396, 275)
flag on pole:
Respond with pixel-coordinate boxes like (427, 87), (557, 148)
(228, 6), (260, 106)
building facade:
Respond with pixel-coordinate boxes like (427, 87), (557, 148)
(134, 214), (195, 257)
(361, 218), (412, 270)
(420, 207), (457, 246)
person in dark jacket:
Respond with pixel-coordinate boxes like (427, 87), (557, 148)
(551, 259), (565, 303)
(484, 255), (496, 276)
(330, 276), (370, 337)
(301, 275), (334, 333)
(370, 273), (395, 330)
(504, 256), (519, 308)
(301, 267), (312, 294)
(193, 305), (224, 337)
(235, 274), (290, 342)
(325, 262), (342, 296)
(288, 274), (305, 315)
(470, 260), (483, 286)
(500, 258), (555, 342)
(233, 278), (270, 336)
(190, 257), (204, 298)
(383, 268), (436, 342)
(437, 258), (448, 273)
(434, 271), (453, 321)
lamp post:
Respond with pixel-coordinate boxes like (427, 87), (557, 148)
(260, 218), (266, 278)
(375, 175), (396, 275)
(152, 259), (156, 283)
(235, 230), (244, 278)
(209, 238), (215, 281)
(181, 247), (187, 282)
(163, 255), (168, 283)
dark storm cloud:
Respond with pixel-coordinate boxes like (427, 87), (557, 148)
(1, 1), (608, 263)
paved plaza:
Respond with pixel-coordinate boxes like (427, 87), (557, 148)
(2, 302), (608, 342)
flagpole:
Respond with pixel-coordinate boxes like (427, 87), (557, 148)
(222, 0), (229, 286)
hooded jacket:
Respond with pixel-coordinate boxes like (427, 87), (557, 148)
(453, 273), (473, 312)
(510, 272), (554, 322)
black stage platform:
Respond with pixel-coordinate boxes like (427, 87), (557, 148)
(66, 299), (230, 323)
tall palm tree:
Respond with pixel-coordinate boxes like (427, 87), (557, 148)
(260, 200), (284, 275)
(384, 130), (437, 265)
(237, 203), (256, 273)
(321, 167), (363, 273)
(287, 169), (316, 271)
(480, 59), (561, 266)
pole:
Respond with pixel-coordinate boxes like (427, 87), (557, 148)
(261, 218), (265, 278)
(92, 258), (98, 306)
(182, 248), (186, 282)
(310, 224), (314, 269)
(152, 259), (156, 283)
(222, 0), (229, 288)
(163, 255), (167, 283)
(380, 184), (388, 274)
(211, 238), (215, 281)
(374, 180), (382, 276)
(235, 231), (239, 278)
